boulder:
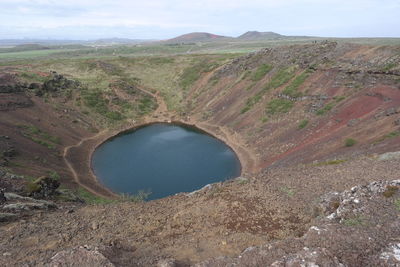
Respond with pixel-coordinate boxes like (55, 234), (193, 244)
(0, 212), (17, 222)
(2, 201), (57, 211)
(0, 188), (5, 204)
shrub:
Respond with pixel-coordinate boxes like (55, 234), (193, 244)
(345, 138), (356, 147)
(298, 119), (309, 129)
(383, 185), (399, 198)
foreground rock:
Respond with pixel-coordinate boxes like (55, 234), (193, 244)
(0, 212), (17, 222)
(195, 179), (400, 266)
(50, 246), (114, 267)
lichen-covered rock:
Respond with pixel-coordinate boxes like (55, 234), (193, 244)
(27, 176), (60, 198)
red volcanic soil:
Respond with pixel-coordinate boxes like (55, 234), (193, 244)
(260, 86), (400, 168)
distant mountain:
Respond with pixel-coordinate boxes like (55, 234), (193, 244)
(165, 32), (231, 43)
(238, 31), (284, 40)
(91, 38), (153, 45)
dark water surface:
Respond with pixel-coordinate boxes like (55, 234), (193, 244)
(92, 123), (241, 200)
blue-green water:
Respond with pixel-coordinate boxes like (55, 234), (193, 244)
(92, 123), (241, 200)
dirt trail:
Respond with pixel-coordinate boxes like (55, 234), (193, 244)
(62, 130), (113, 197)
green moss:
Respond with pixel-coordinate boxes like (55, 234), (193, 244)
(298, 119), (309, 129)
(266, 99), (294, 115)
(250, 64), (273, 81)
(345, 138), (357, 147)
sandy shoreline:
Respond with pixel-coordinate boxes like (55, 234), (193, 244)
(64, 117), (258, 199)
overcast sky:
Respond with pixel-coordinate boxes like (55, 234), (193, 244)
(1, 0), (399, 40)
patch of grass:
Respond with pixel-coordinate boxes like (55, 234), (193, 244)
(373, 131), (400, 144)
(333, 95), (346, 102)
(180, 60), (220, 90)
(147, 57), (175, 65)
(279, 186), (295, 197)
(250, 64), (273, 81)
(241, 66), (297, 113)
(298, 119), (309, 129)
(383, 185), (399, 198)
(261, 116), (268, 123)
(316, 102), (335, 115)
(282, 71), (309, 97)
(395, 199), (400, 210)
(18, 124), (60, 149)
(343, 216), (365, 226)
(81, 89), (124, 121)
(47, 170), (60, 180)
(382, 62), (397, 72)
(345, 138), (357, 147)
(138, 95), (157, 115)
(76, 187), (116, 204)
(266, 99), (294, 115)
(313, 159), (347, 166)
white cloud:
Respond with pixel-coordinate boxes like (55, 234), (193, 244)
(0, 0), (399, 39)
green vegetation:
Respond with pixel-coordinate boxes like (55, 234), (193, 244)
(266, 99), (294, 115)
(345, 138), (357, 147)
(343, 216), (366, 226)
(241, 66), (297, 113)
(395, 199), (400, 211)
(47, 170), (60, 180)
(382, 62), (397, 72)
(333, 95), (346, 102)
(383, 185), (399, 198)
(279, 186), (295, 197)
(76, 188), (116, 204)
(282, 71), (310, 97)
(250, 64), (273, 81)
(313, 159), (347, 166)
(81, 89), (124, 121)
(180, 59), (220, 89)
(298, 119), (309, 129)
(316, 102), (335, 115)
(18, 124), (60, 149)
